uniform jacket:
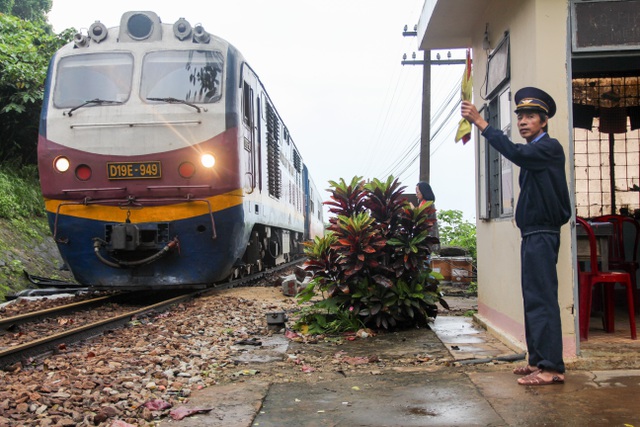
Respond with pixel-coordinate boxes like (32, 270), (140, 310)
(481, 125), (571, 236)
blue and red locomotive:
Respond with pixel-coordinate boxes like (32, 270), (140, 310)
(37, 11), (324, 289)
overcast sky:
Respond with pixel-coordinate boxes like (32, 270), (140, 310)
(47, 1), (475, 221)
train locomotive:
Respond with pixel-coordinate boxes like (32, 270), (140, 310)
(37, 11), (325, 289)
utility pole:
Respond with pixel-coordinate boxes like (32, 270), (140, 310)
(402, 26), (466, 185)
(420, 54), (431, 184)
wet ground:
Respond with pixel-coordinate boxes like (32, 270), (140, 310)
(158, 299), (640, 427)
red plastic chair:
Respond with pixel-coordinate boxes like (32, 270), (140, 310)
(591, 214), (640, 307)
(576, 217), (637, 340)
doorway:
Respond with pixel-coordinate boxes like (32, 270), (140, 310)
(572, 55), (640, 348)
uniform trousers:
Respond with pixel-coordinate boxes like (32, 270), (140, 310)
(520, 231), (565, 373)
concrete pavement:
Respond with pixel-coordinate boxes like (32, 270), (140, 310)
(160, 315), (640, 427)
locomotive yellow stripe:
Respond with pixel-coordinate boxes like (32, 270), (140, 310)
(43, 190), (244, 223)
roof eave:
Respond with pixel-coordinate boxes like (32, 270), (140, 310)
(417, 0), (489, 50)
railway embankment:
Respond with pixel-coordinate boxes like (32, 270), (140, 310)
(0, 165), (75, 299)
(0, 217), (74, 299)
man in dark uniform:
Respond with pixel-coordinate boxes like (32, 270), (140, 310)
(461, 87), (571, 385)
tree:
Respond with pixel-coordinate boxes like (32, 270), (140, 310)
(0, 0), (13, 15)
(437, 209), (477, 261)
(0, 0), (51, 21)
(0, 13), (73, 164)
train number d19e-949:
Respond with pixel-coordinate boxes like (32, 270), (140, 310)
(107, 162), (162, 180)
(37, 11), (325, 290)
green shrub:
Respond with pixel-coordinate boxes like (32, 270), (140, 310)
(0, 163), (44, 219)
(295, 176), (447, 334)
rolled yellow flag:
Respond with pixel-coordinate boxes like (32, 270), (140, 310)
(455, 49), (472, 144)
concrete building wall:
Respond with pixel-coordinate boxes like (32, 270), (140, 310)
(419, 0), (577, 356)
(477, 0), (576, 357)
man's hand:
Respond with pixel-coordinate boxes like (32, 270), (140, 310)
(461, 101), (489, 132)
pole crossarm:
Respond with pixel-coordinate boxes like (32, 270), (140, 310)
(402, 59), (468, 66)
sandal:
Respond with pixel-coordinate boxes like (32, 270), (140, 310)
(517, 371), (564, 386)
(512, 365), (538, 375)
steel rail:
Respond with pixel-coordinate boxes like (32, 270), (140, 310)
(0, 295), (115, 330)
(0, 258), (304, 369)
(0, 292), (195, 369)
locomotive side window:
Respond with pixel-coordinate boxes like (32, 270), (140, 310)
(141, 50), (223, 103)
(242, 81), (253, 126)
(53, 53), (133, 108)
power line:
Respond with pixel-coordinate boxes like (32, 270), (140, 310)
(375, 73), (463, 180)
(363, 36), (421, 176)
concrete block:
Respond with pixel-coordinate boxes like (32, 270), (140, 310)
(281, 275), (298, 296)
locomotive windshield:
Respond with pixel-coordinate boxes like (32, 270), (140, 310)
(53, 53), (134, 108)
(141, 50), (224, 104)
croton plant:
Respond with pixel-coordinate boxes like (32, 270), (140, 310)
(296, 176), (447, 334)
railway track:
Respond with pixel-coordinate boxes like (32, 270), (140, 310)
(0, 259), (302, 370)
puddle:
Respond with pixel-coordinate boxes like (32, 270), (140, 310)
(232, 335), (289, 364)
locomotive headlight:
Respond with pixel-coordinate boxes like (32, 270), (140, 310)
(200, 153), (215, 168)
(54, 156), (70, 173)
